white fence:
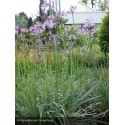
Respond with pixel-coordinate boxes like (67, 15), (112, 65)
(64, 11), (107, 25)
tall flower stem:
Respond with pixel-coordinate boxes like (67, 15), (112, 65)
(54, 35), (58, 103)
(72, 13), (74, 25)
(69, 40), (73, 77)
(71, 48), (73, 77)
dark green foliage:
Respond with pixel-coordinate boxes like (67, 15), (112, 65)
(15, 12), (28, 28)
(19, 12), (28, 20)
(98, 0), (109, 11)
(98, 13), (109, 54)
(34, 16), (41, 23)
(27, 17), (33, 28)
(82, 0), (89, 4)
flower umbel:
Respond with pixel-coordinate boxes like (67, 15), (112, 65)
(68, 6), (76, 14)
(44, 20), (56, 29)
(41, 1), (49, 12)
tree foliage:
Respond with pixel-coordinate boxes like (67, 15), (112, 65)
(15, 12), (28, 28)
(82, 0), (96, 8)
(82, 0), (89, 5)
(98, 0), (109, 11)
(27, 17), (33, 28)
(18, 12), (28, 20)
(98, 13), (109, 54)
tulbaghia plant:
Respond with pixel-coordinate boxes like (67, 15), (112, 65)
(41, 13), (47, 20)
(58, 11), (68, 17)
(24, 1), (78, 48)
(30, 22), (45, 35)
(64, 25), (71, 31)
(15, 24), (21, 35)
(77, 18), (95, 36)
(28, 0), (68, 45)
(77, 28), (88, 35)
(41, 1), (49, 12)
(68, 5), (76, 25)
(44, 19), (56, 29)
(84, 18), (95, 31)
(40, 1), (67, 30)
(68, 35), (77, 41)
(68, 5), (76, 14)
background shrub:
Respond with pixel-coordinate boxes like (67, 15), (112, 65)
(98, 13), (109, 54)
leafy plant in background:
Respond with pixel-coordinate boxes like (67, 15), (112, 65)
(98, 13), (109, 54)
(68, 5), (76, 25)
(27, 17), (33, 28)
(98, 0), (109, 11)
(15, 12), (28, 28)
(82, 0), (89, 4)
(77, 18), (95, 37)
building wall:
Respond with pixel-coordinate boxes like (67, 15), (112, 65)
(64, 12), (107, 24)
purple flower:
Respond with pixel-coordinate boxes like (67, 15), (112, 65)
(48, 15), (55, 20)
(77, 28), (82, 34)
(16, 24), (21, 34)
(69, 35), (77, 41)
(21, 28), (26, 33)
(49, 33), (55, 41)
(69, 35), (73, 41)
(77, 28), (89, 35)
(30, 23), (44, 35)
(30, 27), (34, 32)
(83, 18), (95, 36)
(44, 20), (56, 29)
(34, 24), (39, 31)
(68, 6), (76, 14)
(41, 1), (49, 12)
(77, 18), (95, 36)
(41, 13), (47, 20)
(58, 11), (67, 17)
(57, 41), (61, 45)
(64, 25), (71, 31)
(84, 18), (95, 30)
(41, 24), (46, 30)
